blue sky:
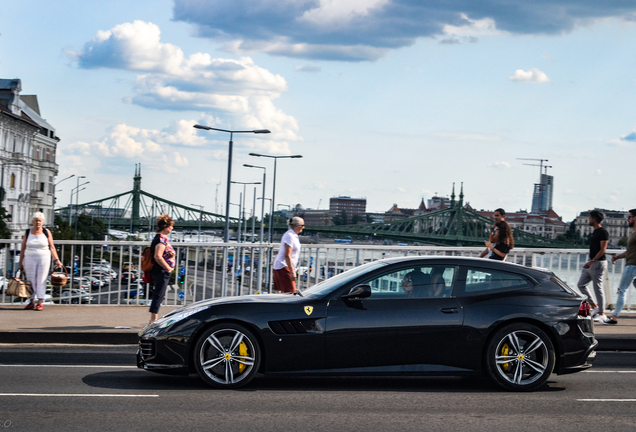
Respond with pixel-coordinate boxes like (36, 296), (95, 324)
(2, 0), (635, 222)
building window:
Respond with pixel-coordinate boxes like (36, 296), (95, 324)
(46, 149), (50, 161)
(39, 182), (45, 192)
(10, 174), (15, 188)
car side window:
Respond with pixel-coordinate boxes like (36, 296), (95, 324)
(363, 265), (457, 299)
(464, 268), (532, 293)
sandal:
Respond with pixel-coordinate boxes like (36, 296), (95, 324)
(35, 304), (43, 311)
(24, 302), (35, 310)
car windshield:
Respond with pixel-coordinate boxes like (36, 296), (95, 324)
(301, 261), (387, 298)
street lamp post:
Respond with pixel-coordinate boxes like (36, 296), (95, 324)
(190, 204), (204, 242)
(53, 174), (74, 224)
(69, 176), (86, 226)
(231, 181), (261, 243)
(248, 153), (302, 242)
(194, 125), (270, 298)
(243, 164), (267, 243)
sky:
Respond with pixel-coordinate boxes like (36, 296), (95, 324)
(2, 0), (636, 223)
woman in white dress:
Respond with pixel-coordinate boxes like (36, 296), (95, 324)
(18, 212), (62, 310)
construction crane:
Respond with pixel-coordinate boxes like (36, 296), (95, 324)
(317, 199), (322, 210)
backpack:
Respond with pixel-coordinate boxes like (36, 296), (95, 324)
(141, 246), (154, 273)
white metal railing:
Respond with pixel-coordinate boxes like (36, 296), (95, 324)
(0, 240), (633, 311)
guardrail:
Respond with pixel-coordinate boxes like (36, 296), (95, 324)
(0, 240), (633, 312)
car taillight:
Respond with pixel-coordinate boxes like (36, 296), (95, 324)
(579, 301), (591, 317)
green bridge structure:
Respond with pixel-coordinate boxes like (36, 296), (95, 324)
(58, 168), (573, 247)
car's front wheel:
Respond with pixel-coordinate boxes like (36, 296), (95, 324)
(485, 323), (555, 392)
(194, 323), (261, 389)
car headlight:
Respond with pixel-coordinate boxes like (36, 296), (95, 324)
(155, 305), (209, 329)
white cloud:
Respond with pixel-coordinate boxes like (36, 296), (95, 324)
(442, 13), (502, 37)
(300, 0), (390, 27)
(70, 21), (301, 143)
(596, 169), (602, 176)
(488, 161), (511, 169)
(509, 68), (550, 83)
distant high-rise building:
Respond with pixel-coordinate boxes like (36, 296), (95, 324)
(329, 196), (366, 224)
(531, 174), (553, 213)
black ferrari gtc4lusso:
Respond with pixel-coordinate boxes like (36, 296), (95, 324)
(138, 256), (597, 391)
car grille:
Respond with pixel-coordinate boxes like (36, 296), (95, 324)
(138, 340), (155, 360)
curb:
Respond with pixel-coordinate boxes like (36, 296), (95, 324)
(0, 332), (138, 345)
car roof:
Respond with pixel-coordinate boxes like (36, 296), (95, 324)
(375, 255), (551, 277)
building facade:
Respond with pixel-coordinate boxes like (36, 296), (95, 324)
(329, 196), (367, 224)
(478, 209), (568, 240)
(574, 209), (629, 248)
(0, 79), (59, 240)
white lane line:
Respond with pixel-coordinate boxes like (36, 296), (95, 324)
(0, 365), (136, 368)
(579, 399), (636, 402)
(0, 394), (158, 397)
(583, 370), (636, 373)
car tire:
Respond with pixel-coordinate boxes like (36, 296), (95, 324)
(194, 323), (261, 389)
(485, 323), (555, 392)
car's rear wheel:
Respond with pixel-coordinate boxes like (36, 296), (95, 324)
(194, 323), (261, 389)
(485, 323), (555, 392)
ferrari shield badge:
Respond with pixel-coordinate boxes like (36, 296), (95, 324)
(304, 306), (313, 316)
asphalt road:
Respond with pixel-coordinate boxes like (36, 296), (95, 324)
(1, 346), (635, 432)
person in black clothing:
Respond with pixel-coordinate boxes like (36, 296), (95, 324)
(485, 221), (514, 261)
(577, 210), (610, 323)
(479, 208), (505, 258)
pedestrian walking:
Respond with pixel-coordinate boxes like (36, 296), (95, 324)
(149, 214), (175, 323)
(484, 221), (514, 261)
(272, 217), (304, 293)
(576, 210), (610, 323)
(606, 208), (636, 325)
(18, 212), (63, 311)
(480, 208), (506, 259)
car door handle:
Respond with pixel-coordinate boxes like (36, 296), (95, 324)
(440, 307), (458, 314)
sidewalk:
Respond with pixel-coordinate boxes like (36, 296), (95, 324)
(0, 305), (635, 350)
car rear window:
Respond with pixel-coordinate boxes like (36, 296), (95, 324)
(464, 268), (533, 293)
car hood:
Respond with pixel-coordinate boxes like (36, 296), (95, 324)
(164, 293), (303, 317)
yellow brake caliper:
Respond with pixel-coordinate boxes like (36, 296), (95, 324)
(501, 343), (510, 371)
(238, 341), (248, 373)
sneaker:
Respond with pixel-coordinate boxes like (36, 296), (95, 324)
(590, 307), (600, 317)
(602, 317), (618, 325)
(594, 315), (607, 323)
(24, 302), (35, 310)
(35, 304), (43, 311)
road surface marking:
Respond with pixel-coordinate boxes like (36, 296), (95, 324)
(579, 399), (636, 402)
(583, 370), (636, 373)
(0, 394), (158, 397)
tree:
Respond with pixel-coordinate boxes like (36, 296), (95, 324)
(332, 210), (347, 226)
(351, 214), (364, 225)
(53, 215), (107, 240)
(0, 188), (12, 247)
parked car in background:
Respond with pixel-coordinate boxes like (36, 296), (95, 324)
(138, 256), (597, 392)
(120, 271), (138, 284)
(74, 276), (107, 290)
(52, 288), (94, 304)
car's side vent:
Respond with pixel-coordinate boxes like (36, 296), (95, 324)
(269, 320), (308, 334)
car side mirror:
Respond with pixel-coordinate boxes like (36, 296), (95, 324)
(341, 284), (371, 300)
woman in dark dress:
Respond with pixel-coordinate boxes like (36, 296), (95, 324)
(485, 221), (514, 261)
